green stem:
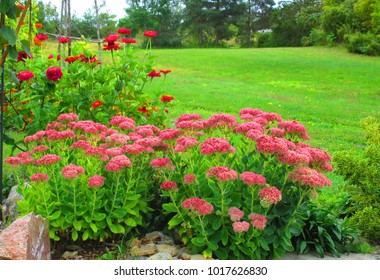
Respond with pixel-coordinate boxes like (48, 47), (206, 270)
(110, 174), (121, 214)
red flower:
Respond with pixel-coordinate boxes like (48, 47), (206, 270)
(144, 30), (157, 38)
(36, 33), (48, 41)
(148, 70), (161, 78)
(16, 4), (25, 10)
(48, 54), (54, 59)
(103, 34), (120, 51)
(58, 37), (71, 44)
(138, 106), (149, 114)
(160, 95), (174, 103)
(46, 66), (63, 82)
(92, 100), (103, 108)
(160, 69), (171, 75)
(18, 71), (34, 82)
(122, 38), (136, 44)
(35, 23), (43, 29)
(117, 28), (131, 35)
(17, 51), (32, 62)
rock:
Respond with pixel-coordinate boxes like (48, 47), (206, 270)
(148, 252), (173, 260)
(156, 244), (178, 256)
(0, 212), (50, 260)
(190, 254), (213, 260)
(62, 251), (81, 260)
(2, 185), (24, 222)
(130, 243), (157, 256)
(179, 252), (191, 260)
(142, 231), (174, 245)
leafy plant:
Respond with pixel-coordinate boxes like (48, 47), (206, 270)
(293, 202), (359, 258)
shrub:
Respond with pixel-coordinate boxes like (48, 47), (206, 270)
(255, 32), (274, 48)
(334, 117), (380, 243)
(6, 108), (335, 259)
(345, 32), (380, 56)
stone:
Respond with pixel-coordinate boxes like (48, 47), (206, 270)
(130, 243), (157, 257)
(190, 254), (213, 260)
(142, 231), (175, 245)
(179, 252), (191, 260)
(0, 212), (50, 260)
(156, 244), (178, 257)
(62, 251), (81, 260)
(2, 185), (24, 222)
(148, 252), (173, 260)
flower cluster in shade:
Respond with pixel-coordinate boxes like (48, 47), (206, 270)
(228, 207), (268, 233)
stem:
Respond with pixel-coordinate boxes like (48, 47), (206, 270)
(110, 174), (121, 214)
(90, 189), (98, 221)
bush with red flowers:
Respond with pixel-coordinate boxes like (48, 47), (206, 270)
(4, 27), (173, 136)
(6, 108), (334, 259)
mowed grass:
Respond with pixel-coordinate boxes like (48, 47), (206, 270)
(146, 47), (380, 153)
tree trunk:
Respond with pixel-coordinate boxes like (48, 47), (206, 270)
(67, 0), (72, 56)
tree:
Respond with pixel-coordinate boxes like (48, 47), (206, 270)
(35, 0), (59, 34)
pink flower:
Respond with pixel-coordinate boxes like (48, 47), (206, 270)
(204, 113), (237, 129)
(181, 197), (214, 215)
(58, 37), (71, 44)
(228, 207), (245, 221)
(246, 129), (264, 140)
(36, 154), (61, 165)
(148, 70), (161, 78)
(232, 221), (250, 233)
(288, 166), (332, 188)
(234, 122), (265, 134)
(278, 120), (311, 140)
(248, 213), (267, 230)
(277, 150), (310, 166)
(4, 157), (22, 167)
(61, 164), (85, 180)
(57, 113), (79, 122)
(31, 145), (49, 154)
(150, 157), (172, 169)
(160, 181), (178, 191)
(184, 174), (196, 185)
(105, 155), (132, 172)
(200, 137), (236, 155)
(257, 112), (282, 123)
(206, 166), (238, 182)
(122, 144), (146, 155)
(88, 175), (105, 188)
(239, 108), (263, 117)
(109, 116), (135, 127)
(240, 172), (266, 187)
(122, 38), (136, 44)
(270, 128), (286, 137)
(69, 140), (92, 151)
(258, 186), (282, 207)
(175, 114), (203, 124)
(30, 173), (49, 182)
(158, 128), (183, 140)
(105, 147), (124, 156)
(256, 135), (288, 155)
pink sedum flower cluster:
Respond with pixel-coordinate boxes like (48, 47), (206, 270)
(289, 166), (332, 188)
(200, 137), (236, 155)
(181, 197), (214, 215)
(206, 166), (238, 182)
(248, 213), (267, 230)
(62, 164), (85, 179)
(258, 186), (282, 208)
(232, 221), (250, 233)
(30, 173), (49, 182)
(240, 172), (266, 187)
(228, 207), (245, 221)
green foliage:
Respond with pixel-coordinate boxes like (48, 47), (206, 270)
(293, 202), (359, 257)
(334, 117), (380, 243)
(4, 33), (173, 136)
(345, 32), (380, 55)
(255, 32), (274, 48)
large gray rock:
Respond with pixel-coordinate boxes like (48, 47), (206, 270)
(2, 185), (24, 222)
(0, 212), (50, 260)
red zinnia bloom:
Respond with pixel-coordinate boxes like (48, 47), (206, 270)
(18, 71), (34, 81)
(104, 34), (119, 43)
(148, 70), (161, 78)
(122, 38), (137, 44)
(117, 28), (131, 35)
(160, 69), (172, 75)
(160, 95), (174, 103)
(36, 33), (48, 41)
(138, 106), (149, 114)
(46, 66), (63, 82)
(143, 30), (157, 38)
(58, 37), (71, 44)
(92, 100), (103, 108)
(17, 51), (32, 62)
(103, 34), (120, 51)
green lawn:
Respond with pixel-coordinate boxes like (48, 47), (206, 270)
(147, 46), (380, 153)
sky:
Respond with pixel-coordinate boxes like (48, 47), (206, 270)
(41, 0), (127, 20)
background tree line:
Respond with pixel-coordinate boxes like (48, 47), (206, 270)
(37, 0), (380, 55)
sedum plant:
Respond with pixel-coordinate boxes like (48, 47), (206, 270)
(5, 108), (334, 259)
